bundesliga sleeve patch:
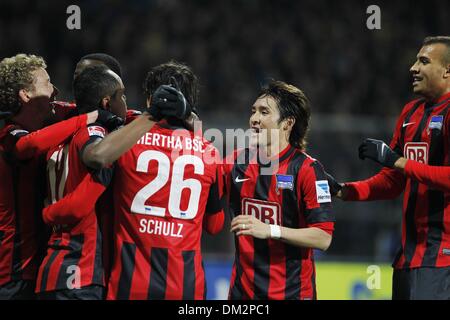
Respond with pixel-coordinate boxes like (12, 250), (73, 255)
(315, 180), (331, 203)
(87, 125), (106, 138)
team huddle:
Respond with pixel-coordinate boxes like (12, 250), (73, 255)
(0, 35), (449, 300)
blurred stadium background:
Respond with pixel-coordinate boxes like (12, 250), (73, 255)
(0, 0), (448, 299)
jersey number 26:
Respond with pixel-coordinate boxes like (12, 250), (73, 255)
(130, 150), (204, 220)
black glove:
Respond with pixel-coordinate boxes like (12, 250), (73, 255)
(325, 172), (343, 197)
(358, 138), (400, 168)
(96, 109), (124, 132)
(148, 85), (191, 121)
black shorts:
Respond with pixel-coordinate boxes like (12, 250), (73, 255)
(37, 285), (105, 300)
(0, 280), (36, 300)
(392, 266), (450, 300)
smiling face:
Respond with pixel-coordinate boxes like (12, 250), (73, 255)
(410, 43), (450, 101)
(18, 67), (58, 129)
(29, 67), (55, 100)
(249, 95), (289, 151)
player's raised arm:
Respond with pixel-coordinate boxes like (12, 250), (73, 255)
(359, 138), (450, 192)
(13, 110), (98, 160)
(356, 137), (450, 192)
(328, 109), (411, 201)
(82, 85), (191, 170)
(42, 173), (107, 225)
(400, 159), (450, 191)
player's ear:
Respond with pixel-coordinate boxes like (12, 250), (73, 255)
(283, 117), (295, 131)
(444, 63), (450, 79)
(100, 96), (111, 110)
(18, 89), (31, 104)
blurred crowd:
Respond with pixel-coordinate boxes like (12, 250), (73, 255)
(1, 0), (447, 117)
(0, 0), (448, 262)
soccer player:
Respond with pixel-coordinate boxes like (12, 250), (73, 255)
(394, 159), (450, 192)
(225, 80), (335, 300)
(100, 61), (225, 300)
(53, 52), (129, 121)
(0, 54), (99, 299)
(36, 64), (190, 300)
(35, 65), (129, 300)
(328, 36), (450, 300)
(72, 53), (144, 123)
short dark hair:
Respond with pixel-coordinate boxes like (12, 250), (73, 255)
(258, 80), (310, 150)
(423, 36), (450, 65)
(73, 65), (121, 114)
(80, 53), (122, 78)
(143, 60), (199, 109)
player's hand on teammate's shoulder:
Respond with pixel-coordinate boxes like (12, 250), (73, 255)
(95, 109), (124, 132)
(230, 215), (271, 239)
(358, 138), (401, 168)
(148, 84), (192, 121)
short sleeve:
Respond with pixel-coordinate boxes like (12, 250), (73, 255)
(297, 160), (335, 225)
(75, 124), (113, 187)
(205, 164), (224, 215)
(3, 126), (29, 153)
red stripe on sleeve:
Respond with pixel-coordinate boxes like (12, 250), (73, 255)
(404, 160), (450, 192)
(14, 114), (87, 160)
(309, 222), (334, 235)
(344, 168), (406, 201)
(42, 174), (106, 225)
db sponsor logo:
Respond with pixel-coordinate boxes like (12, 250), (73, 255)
(241, 198), (281, 225)
(404, 142), (428, 164)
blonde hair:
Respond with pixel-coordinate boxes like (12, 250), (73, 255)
(0, 54), (47, 116)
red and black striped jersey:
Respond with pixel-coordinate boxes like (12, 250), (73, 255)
(107, 123), (224, 300)
(0, 114), (90, 287)
(0, 128), (46, 287)
(36, 124), (111, 293)
(224, 145), (335, 300)
(346, 92), (450, 269)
